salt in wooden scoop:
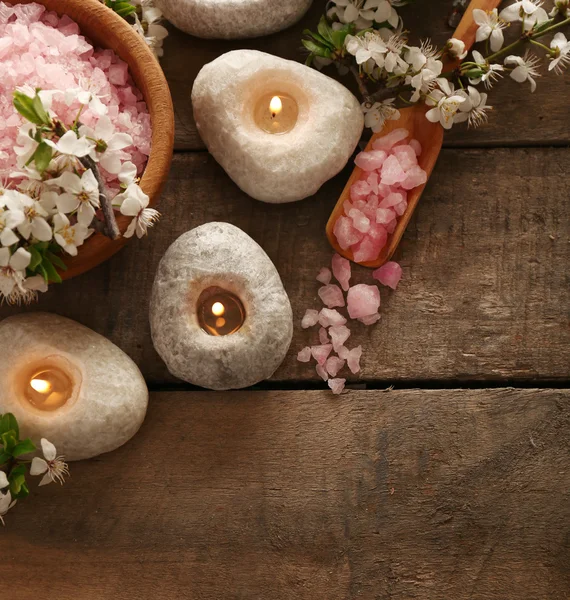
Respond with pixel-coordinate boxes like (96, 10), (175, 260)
(326, 0), (502, 267)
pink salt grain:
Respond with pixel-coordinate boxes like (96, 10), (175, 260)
(346, 284), (381, 319)
(392, 145), (418, 171)
(301, 309), (319, 329)
(381, 155), (407, 185)
(325, 356), (345, 377)
(297, 347), (311, 362)
(329, 325), (351, 352)
(373, 261), (402, 290)
(348, 208), (370, 234)
(316, 364), (329, 381)
(318, 308), (347, 328)
(345, 346), (363, 374)
(333, 216), (363, 250)
(318, 284), (345, 308)
(372, 128), (409, 151)
(409, 139), (422, 156)
(319, 327), (330, 345)
(328, 378), (346, 395)
(316, 267), (332, 285)
(352, 237), (381, 263)
(354, 149), (387, 171)
(311, 344), (333, 365)
(401, 165), (427, 190)
(359, 313), (381, 326)
(350, 180), (372, 201)
(376, 208), (396, 225)
(331, 253), (351, 291)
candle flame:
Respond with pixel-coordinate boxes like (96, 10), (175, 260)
(269, 96), (282, 118)
(211, 301), (225, 317)
(30, 378), (51, 394)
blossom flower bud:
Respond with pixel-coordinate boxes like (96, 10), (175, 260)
(447, 38), (467, 60)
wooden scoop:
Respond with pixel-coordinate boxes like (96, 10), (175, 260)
(326, 0), (502, 268)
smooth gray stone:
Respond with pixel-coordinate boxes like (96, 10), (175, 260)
(156, 0), (313, 39)
(192, 50), (364, 203)
(150, 222), (293, 390)
(0, 313), (148, 461)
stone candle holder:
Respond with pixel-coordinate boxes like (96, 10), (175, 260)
(0, 313), (148, 461)
(155, 0), (312, 39)
(150, 222), (293, 390)
(192, 50), (364, 204)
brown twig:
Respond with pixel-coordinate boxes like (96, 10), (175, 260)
(349, 65), (372, 102)
(79, 154), (121, 240)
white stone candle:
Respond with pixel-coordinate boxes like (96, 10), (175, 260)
(0, 313), (148, 461)
(192, 50), (364, 204)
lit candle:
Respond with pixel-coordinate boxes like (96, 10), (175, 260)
(198, 288), (246, 336)
(254, 92), (298, 134)
(22, 364), (74, 412)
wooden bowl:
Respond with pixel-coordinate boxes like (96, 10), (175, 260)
(15, 0), (175, 279)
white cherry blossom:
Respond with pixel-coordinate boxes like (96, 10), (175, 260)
(49, 170), (100, 226)
(499, 0), (549, 30)
(53, 213), (90, 256)
(549, 32), (570, 74)
(473, 9), (507, 52)
(45, 130), (95, 159)
(505, 51), (541, 92)
(0, 490), (16, 526)
(362, 99), (400, 132)
(0, 471), (7, 490)
(469, 50), (505, 88)
(425, 78), (466, 129)
(0, 247), (31, 299)
(115, 184), (160, 238)
(454, 86), (492, 127)
(550, 0), (569, 17)
(118, 161), (139, 186)
(0, 197), (25, 247)
(328, 0), (377, 30)
(83, 116), (133, 174)
(30, 439), (69, 487)
(447, 37), (467, 59)
(7, 189), (53, 242)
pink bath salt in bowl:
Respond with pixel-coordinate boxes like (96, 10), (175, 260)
(0, 1), (151, 189)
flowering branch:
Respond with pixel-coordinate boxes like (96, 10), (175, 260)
(0, 412), (69, 526)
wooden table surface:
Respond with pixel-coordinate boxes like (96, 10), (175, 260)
(2, 2), (570, 599)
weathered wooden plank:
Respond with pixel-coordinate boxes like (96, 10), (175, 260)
(160, 1), (570, 150)
(1, 148), (568, 384)
(2, 389), (569, 600)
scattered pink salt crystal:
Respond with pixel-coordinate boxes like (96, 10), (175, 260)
(352, 237), (381, 263)
(328, 378), (346, 395)
(392, 145), (418, 171)
(333, 216), (363, 250)
(301, 309), (319, 329)
(373, 261), (402, 290)
(331, 253), (351, 291)
(354, 149), (387, 171)
(380, 155), (407, 185)
(311, 344), (333, 365)
(318, 308), (347, 328)
(358, 313), (381, 325)
(350, 179), (371, 201)
(319, 327), (330, 345)
(318, 284), (345, 308)
(348, 208), (371, 234)
(316, 267), (332, 285)
(325, 356), (345, 377)
(409, 139), (422, 156)
(372, 128), (409, 151)
(329, 325), (351, 352)
(379, 192), (404, 208)
(376, 208), (396, 225)
(316, 364), (329, 381)
(401, 165), (427, 190)
(345, 346), (363, 374)
(297, 347), (311, 362)
(347, 284), (381, 319)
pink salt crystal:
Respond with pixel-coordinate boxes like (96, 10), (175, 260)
(376, 208), (396, 225)
(392, 145), (418, 171)
(334, 216), (363, 250)
(318, 284), (345, 308)
(329, 325), (351, 352)
(332, 253), (351, 291)
(352, 238), (380, 263)
(325, 356), (345, 378)
(343, 200), (354, 216)
(367, 223), (388, 247)
(377, 183), (392, 198)
(318, 308), (347, 328)
(301, 309), (319, 329)
(372, 128), (409, 151)
(380, 155), (407, 185)
(386, 219), (397, 234)
(312, 344), (333, 366)
(316, 267), (332, 285)
(316, 364), (329, 382)
(379, 192), (404, 208)
(346, 346), (363, 374)
(297, 347), (311, 363)
(348, 208), (371, 234)
(358, 313), (381, 326)
(346, 284), (381, 319)
(319, 327), (330, 345)
(401, 165), (427, 190)
(367, 171), (379, 194)
(354, 149), (387, 171)
(409, 139), (422, 156)
(373, 261), (403, 290)
(108, 62), (128, 86)
(328, 378), (346, 395)
(337, 346), (349, 360)
(394, 201), (407, 216)
(350, 179), (371, 202)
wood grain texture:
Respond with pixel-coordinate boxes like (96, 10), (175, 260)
(161, 0), (570, 150)
(1, 389), (569, 600)
(16, 0), (175, 279)
(1, 148), (568, 385)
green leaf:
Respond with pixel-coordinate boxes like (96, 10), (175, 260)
(12, 439), (36, 458)
(0, 453), (11, 466)
(32, 93), (50, 125)
(46, 251), (67, 272)
(302, 39), (332, 59)
(13, 91), (44, 126)
(1, 431), (17, 454)
(0, 414), (19, 439)
(105, 0), (137, 18)
(317, 16), (334, 45)
(32, 142), (53, 174)
(28, 245), (43, 271)
(38, 263), (49, 283)
(41, 256), (63, 284)
(9, 464), (28, 498)
(304, 28), (332, 49)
